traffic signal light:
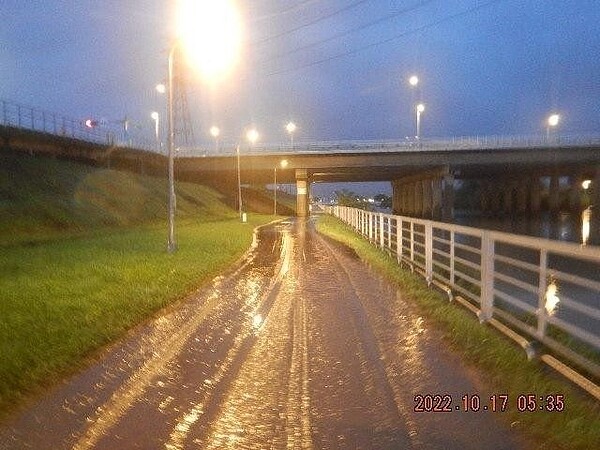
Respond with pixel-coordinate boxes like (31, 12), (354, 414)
(84, 119), (98, 128)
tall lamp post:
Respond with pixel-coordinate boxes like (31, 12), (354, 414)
(285, 121), (296, 150)
(166, 43), (179, 253)
(165, 0), (242, 251)
(416, 103), (425, 140)
(151, 111), (160, 151)
(274, 159), (289, 215)
(237, 128), (259, 221)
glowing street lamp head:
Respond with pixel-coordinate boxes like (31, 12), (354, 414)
(151, 111), (159, 121)
(210, 126), (220, 138)
(177, 0), (243, 82)
(280, 159), (289, 169)
(286, 121), (297, 134)
(155, 83), (166, 94)
(416, 103), (425, 113)
(548, 113), (560, 127)
(246, 128), (259, 144)
(409, 75), (419, 86)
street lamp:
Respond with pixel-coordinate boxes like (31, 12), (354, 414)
(408, 75), (419, 87)
(274, 159), (289, 215)
(151, 111), (160, 151)
(416, 103), (425, 139)
(164, 0), (242, 252)
(546, 113), (560, 140)
(210, 125), (220, 153)
(285, 121), (296, 150)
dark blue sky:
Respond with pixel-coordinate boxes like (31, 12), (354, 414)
(1, 0), (599, 148)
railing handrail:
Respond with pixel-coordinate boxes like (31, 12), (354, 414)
(326, 205), (600, 380)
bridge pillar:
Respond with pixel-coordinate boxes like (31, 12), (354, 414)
(415, 181), (424, 217)
(422, 179), (433, 218)
(568, 176), (582, 212)
(530, 177), (542, 215)
(295, 169), (310, 217)
(442, 172), (454, 221)
(516, 180), (528, 215)
(503, 182), (514, 214)
(548, 174), (560, 214)
(432, 177), (443, 220)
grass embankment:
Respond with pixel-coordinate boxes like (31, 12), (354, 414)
(0, 152), (273, 417)
(316, 214), (600, 450)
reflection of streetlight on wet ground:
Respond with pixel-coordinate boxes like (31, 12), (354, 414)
(165, 0), (242, 252)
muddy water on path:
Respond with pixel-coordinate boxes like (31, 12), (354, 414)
(0, 219), (531, 449)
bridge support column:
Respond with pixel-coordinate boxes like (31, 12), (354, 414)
(568, 176), (582, 212)
(516, 180), (528, 215)
(415, 181), (424, 217)
(422, 179), (433, 218)
(295, 169), (310, 217)
(442, 172), (454, 221)
(503, 182), (514, 215)
(432, 177), (443, 220)
(530, 177), (542, 215)
(549, 174), (560, 214)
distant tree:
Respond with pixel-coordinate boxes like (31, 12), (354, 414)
(374, 194), (392, 208)
(334, 189), (371, 209)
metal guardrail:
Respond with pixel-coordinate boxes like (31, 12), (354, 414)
(1, 98), (157, 152)
(327, 205), (600, 379)
(3, 97), (600, 157)
(178, 134), (600, 157)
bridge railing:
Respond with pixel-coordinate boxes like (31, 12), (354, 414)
(178, 134), (600, 157)
(326, 205), (600, 379)
(1, 98), (157, 152)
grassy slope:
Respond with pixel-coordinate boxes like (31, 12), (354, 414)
(0, 152), (273, 417)
(316, 214), (600, 450)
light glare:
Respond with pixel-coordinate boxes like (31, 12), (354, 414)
(177, 0), (243, 81)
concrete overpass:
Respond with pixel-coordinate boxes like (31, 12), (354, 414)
(2, 115), (600, 221)
(177, 137), (600, 219)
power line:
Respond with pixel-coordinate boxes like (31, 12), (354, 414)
(253, 0), (371, 46)
(256, 0), (437, 63)
(251, 0), (321, 23)
(261, 0), (507, 78)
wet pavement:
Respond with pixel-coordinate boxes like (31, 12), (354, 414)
(0, 218), (531, 449)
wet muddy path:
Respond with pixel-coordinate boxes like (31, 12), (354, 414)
(0, 218), (530, 449)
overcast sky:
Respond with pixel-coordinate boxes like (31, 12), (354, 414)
(1, 0), (599, 153)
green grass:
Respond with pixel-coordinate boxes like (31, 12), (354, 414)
(316, 214), (600, 450)
(0, 152), (275, 417)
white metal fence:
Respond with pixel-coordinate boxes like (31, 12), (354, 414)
(327, 205), (600, 378)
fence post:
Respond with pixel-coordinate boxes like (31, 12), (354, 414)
(479, 231), (494, 322)
(388, 215), (393, 252)
(368, 212), (373, 241)
(537, 249), (549, 340)
(396, 217), (403, 262)
(425, 221), (433, 285)
(410, 221), (415, 263)
(379, 213), (384, 248)
(450, 230), (455, 285)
